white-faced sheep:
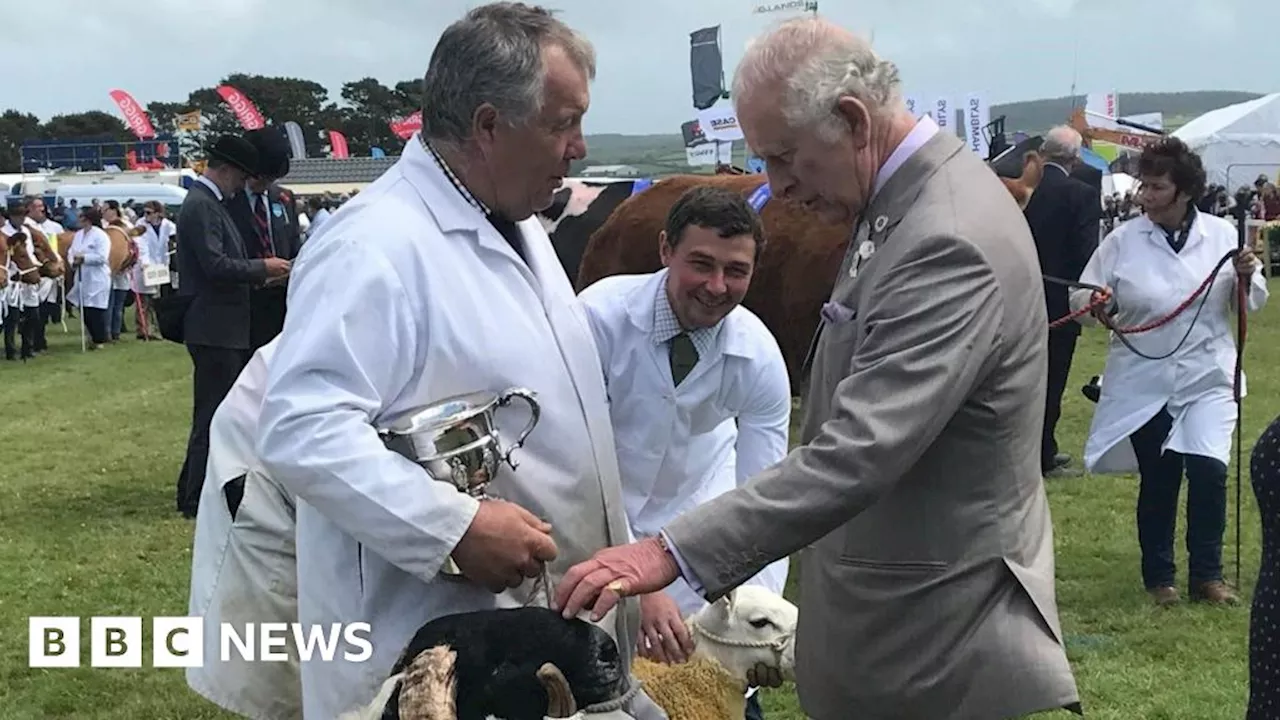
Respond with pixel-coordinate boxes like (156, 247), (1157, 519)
(338, 585), (798, 720)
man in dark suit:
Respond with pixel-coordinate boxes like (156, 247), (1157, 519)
(175, 135), (292, 518)
(228, 127), (302, 352)
(1070, 161), (1104, 195)
(1024, 125), (1102, 476)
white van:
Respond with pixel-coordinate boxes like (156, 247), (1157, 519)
(54, 183), (188, 214)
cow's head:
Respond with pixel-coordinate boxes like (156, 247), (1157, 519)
(687, 585), (799, 684)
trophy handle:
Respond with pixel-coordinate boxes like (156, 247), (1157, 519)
(497, 387), (540, 470)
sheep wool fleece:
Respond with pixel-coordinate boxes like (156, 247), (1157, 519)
(631, 657), (746, 720)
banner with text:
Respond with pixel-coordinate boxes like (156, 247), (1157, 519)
(686, 141), (733, 166)
(1086, 91), (1120, 130)
(964, 93), (990, 158)
(696, 104), (744, 142)
(933, 97), (953, 135)
(108, 90), (157, 140)
(216, 85), (265, 130)
(175, 110), (202, 132)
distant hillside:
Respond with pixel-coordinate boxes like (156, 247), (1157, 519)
(991, 90), (1264, 134)
(573, 90), (1266, 176)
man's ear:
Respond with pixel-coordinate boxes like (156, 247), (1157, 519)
(658, 230), (672, 268)
(835, 96), (872, 149)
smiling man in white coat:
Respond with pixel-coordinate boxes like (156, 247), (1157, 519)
(577, 185), (790, 719)
(254, 4), (660, 719)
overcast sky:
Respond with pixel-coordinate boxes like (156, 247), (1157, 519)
(11, 0), (1275, 136)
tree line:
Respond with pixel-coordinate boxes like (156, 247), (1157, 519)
(0, 73), (425, 173)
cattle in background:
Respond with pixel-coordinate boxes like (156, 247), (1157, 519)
(538, 179), (642, 290)
(573, 174), (845, 396)
(564, 147), (1045, 396)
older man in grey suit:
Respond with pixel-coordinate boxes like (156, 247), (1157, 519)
(556, 17), (1080, 720)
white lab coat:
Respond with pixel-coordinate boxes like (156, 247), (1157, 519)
(255, 135), (651, 720)
(133, 218), (176, 295)
(1071, 213), (1268, 473)
(65, 227), (112, 310)
(187, 339), (302, 720)
(577, 270), (791, 618)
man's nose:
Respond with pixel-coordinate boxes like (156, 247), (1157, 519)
(704, 270), (727, 295)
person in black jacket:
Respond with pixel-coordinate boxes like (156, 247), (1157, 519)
(1024, 125), (1101, 476)
(228, 127), (302, 352)
(174, 135), (292, 518)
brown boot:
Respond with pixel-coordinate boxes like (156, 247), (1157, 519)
(1148, 586), (1180, 606)
(1190, 580), (1239, 605)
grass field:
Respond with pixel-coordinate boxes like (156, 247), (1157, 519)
(1, 282), (1277, 719)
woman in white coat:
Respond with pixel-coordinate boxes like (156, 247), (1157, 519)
(132, 201), (175, 339)
(1071, 137), (1267, 607)
(67, 206), (113, 349)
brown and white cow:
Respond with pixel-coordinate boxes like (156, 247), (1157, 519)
(541, 149), (1044, 395)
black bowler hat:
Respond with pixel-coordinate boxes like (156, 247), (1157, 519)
(206, 134), (259, 175)
(244, 127), (292, 179)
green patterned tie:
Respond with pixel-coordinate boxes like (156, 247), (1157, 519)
(669, 332), (699, 386)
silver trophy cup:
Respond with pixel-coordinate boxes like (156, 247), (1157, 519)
(379, 387), (540, 576)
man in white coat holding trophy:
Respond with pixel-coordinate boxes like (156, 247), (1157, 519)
(256, 4), (659, 718)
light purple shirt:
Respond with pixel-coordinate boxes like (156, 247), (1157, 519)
(659, 112), (940, 599)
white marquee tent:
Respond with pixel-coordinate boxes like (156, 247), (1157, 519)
(1172, 93), (1280, 189)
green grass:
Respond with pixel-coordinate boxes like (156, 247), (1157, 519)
(2, 282), (1278, 718)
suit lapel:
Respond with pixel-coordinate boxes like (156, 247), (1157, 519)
(862, 132), (965, 250)
(799, 133), (965, 383)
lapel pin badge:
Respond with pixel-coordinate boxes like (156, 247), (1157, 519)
(873, 215), (888, 233)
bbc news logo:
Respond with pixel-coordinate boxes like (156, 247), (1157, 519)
(29, 617), (373, 668)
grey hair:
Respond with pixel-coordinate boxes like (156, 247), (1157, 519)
(1041, 125), (1083, 165)
(733, 17), (903, 142)
(421, 2), (595, 149)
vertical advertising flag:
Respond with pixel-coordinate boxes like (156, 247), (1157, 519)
(964, 93), (990, 158)
(283, 121), (307, 159)
(216, 85), (266, 130)
(328, 130), (350, 159)
(108, 89), (157, 139)
(390, 111), (422, 140)
(690, 26), (725, 111)
(933, 97), (953, 135)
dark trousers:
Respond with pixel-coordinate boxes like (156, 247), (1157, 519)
(82, 307), (109, 345)
(745, 693), (764, 720)
(43, 298), (61, 325)
(1042, 326), (1078, 470)
(1129, 407), (1228, 589)
(109, 289), (129, 339)
(177, 344), (251, 517)
(3, 305), (39, 359)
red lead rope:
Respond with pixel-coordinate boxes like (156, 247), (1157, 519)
(1046, 248), (1251, 587)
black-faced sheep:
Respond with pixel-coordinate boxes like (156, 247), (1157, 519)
(338, 586), (799, 720)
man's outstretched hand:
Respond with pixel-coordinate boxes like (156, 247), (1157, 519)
(554, 536), (681, 621)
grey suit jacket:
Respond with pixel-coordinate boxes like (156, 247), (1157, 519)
(176, 181), (269, 349)
(664, 131), (1079, 720)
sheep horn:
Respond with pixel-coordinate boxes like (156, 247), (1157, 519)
(537, 662), (577, 718)
(398, 645), (458, 720)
